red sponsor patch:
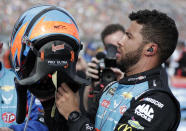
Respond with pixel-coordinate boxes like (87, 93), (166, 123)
(2, 112), (16, 123)
(95, 128), (101, 131)
(120, 105), (127, 114)
(52, 44), (64, 52)
(101, 100), (110, 108)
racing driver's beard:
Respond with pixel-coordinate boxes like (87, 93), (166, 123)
(117, 45), (144, 73)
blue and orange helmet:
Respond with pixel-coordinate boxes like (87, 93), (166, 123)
(10, 5), (88, 86)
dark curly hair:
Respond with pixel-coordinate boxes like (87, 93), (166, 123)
(129, 9), (178, 63)
(101, 24), (125, 44)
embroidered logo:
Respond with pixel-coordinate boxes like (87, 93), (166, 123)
(52, 44), (64, 52)
(85, 124), (94, 130)
(2, 112), (16, 123)
(143, 97), (164, 108)
(1, 86), (14, 92)
(113, 100), (119, 108)
(128, 76), (146, 82)
(128, 119), (144, 130)
(101, 100), (110, 108)
(135, 104), (154, 122)
(2, 95), (13, 104)
(120, 105), (127, 114)
(122, 92), (133, 99)
(118, 124), (132, 131)
(106, 88), (116, 96)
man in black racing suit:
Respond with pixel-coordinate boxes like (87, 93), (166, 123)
(55, 9), (181, 131)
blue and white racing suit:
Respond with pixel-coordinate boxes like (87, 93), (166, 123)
(67, 66), (180, 131)
(0, 63), (48, 131)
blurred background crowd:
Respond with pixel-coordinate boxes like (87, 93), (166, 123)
(0, 0), (186, 130)
(1, 0), (186, 40)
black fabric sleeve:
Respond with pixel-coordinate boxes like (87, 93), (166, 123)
(67, 115), (96, 131)
(41, 98), (69, 131)
(115, 92), (178, 131)
(68, 87), (96, 131)
(67, 81), (118, 131)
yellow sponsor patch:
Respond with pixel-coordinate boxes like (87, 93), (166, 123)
(122, 92), (133, 99)
(1, 86), (14, 92)
(118, 124), (132, 131)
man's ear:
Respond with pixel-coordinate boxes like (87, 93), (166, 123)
(144, 43), (158, 56)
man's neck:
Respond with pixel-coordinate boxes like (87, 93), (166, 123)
(125, 58), (159, 77)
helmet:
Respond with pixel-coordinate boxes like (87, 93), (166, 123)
(10, 5), (88, 86)
(10, 5), (90, 124)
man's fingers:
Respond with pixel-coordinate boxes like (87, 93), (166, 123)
(58, 85), (65, 95)
(110, 67), (124, 80)
(86, 57), (100, 79)
(86, 71), (99, 79)
(87, 62), (98, 69)
(91, 57), (99, 63)
(88, 57), (99, 69)
(87, 65), (99, 78)
(61, 83), (72, 93)
(111, 68), (122, 74)
(56, 92), (65, 102)
(56, 92), (61, 100)
(87, 67), (99, 75)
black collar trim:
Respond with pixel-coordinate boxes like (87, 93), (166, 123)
(119, 66), (162, 85)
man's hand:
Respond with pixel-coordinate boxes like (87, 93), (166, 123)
(110, 67), (124, 80)
(76, 55), (87, 72)
(0, 127), (13, 131)
(86, 57), (100, 80)
(55, 83), (80, 120)
(86, 57), (124, 81)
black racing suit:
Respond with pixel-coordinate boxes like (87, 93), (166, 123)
(67, 66), (180, 131)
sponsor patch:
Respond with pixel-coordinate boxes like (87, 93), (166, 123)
(2, 94), (13, 104)
(128, 76), (146, 82)
(101, 100), (110, 108)
(143, 97), (164, 108)
(122, 92), (133, 99)
(85, 123), (94, 130)
(120, 105), (127, 114)
(106, 88), (116, 96)
(114, 100), (119, 108)
(1, 86), (14, 92)
(118, 124), (132, 131)
(2, 112), (16, 123)
(52, 43), (64, 52)
(47, 60), (67, 66)
(135, 104), (154, 122)
(128, 120), (144, 130)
